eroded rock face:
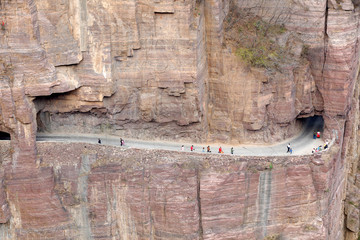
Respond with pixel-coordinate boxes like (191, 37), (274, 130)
(22, 0), (332, 144)
(0, 142), (337, 239)
(0, 0), (359, 239)
(23, 0), (359, 145)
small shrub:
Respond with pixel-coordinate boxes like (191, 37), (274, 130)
(301, 44), (310, 58)
(232, 18), (288, 69)
(264, 234), (281, 240)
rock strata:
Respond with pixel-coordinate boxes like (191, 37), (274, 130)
(0, 0), (359, 239)
(0, 141), (335, 239)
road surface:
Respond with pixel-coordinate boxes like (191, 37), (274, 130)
(36, 117), (327, 156)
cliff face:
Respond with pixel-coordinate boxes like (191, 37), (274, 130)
(0, 0), (360, 239)
(0, 0), (354, 144)
(27, 0), (360, 144)
(0, 142), (340, 239)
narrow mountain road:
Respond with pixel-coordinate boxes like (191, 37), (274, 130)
(36, 117), (326, 156)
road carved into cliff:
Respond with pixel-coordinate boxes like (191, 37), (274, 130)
(36, 117), (327, 156)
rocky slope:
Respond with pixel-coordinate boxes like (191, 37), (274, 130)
(0, 0), (359, 239)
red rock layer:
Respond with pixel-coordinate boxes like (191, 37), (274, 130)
(0, 142), (339, 239)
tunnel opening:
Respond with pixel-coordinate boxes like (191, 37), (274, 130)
(297, 115), (324, 138)
(0, 131), (11, 140)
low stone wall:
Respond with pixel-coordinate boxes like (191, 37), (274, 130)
(0, 141), (344, 239)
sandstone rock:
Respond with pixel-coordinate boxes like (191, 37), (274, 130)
(0, 142), (327, 239)
(346, 204), (360, 232)
(0, 0), (359, 239)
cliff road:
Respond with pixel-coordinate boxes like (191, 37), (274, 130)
(0, 0), (359, 239)
(36, 116), (326, 156)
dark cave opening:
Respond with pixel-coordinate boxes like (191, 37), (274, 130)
(298, 115), (324, 137)
(0, 131), (11, 140)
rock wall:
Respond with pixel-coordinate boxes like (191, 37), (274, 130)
(0, 0), (359, 239)
(27, 0), (360, 144)
(0, 141), (342, 239)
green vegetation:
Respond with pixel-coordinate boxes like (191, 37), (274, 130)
(264, 234), (281, 240)
(269, 162), (273, 170)
(224, 7), (303, 70)
(301, 44), (310, 58)
(335, 0), (343, 4)
(233, 19), (287, 68)
(304, 224), (318, 232)
(348, 200), (359, 208)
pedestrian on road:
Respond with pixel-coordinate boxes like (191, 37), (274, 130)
(324, 140), (329, 149)
(191, 145), (194, 151)
(313, 131), (316, 139)
(202, 147), (205, 152)
(287, 143), (290, 153)
(120, 138), (123, 146)
(207, 146), (211, 153)
(317, 131), (320, 138)
(231, 147), (234, 154)
(98, 138), (101, 144)
(181, 145), (184, 151)
(218, 146), (223, 153)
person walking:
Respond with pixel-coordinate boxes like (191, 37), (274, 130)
(191, 145), (194, 151)
(98, 138), (101, 144)
(202, 147), (205, 152)
(231, 147), (234, 154)
(287, 143), (290, 153)
(120, 138), (123, 146)
(207, 146), (211, 153)
(181, 145), (184, 151)
(218, 146), (222, 153)
(324, 140), (329, 149)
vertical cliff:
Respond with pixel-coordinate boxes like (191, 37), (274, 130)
(0, 142), (339, 239)
(0, 0), (359, 239)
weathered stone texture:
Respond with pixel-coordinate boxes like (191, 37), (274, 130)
(0, 142), (339, 239)
(0, 0), (359, 239)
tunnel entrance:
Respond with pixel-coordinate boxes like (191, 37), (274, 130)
(297, 115), (324, 138)
(0, 131), (11, 140)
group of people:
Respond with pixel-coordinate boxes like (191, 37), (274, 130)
(313, 131), (321, 139)
(98, 137), (125, 146)
(183, 145), (234, 154)
(312, 140), (329, 154)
